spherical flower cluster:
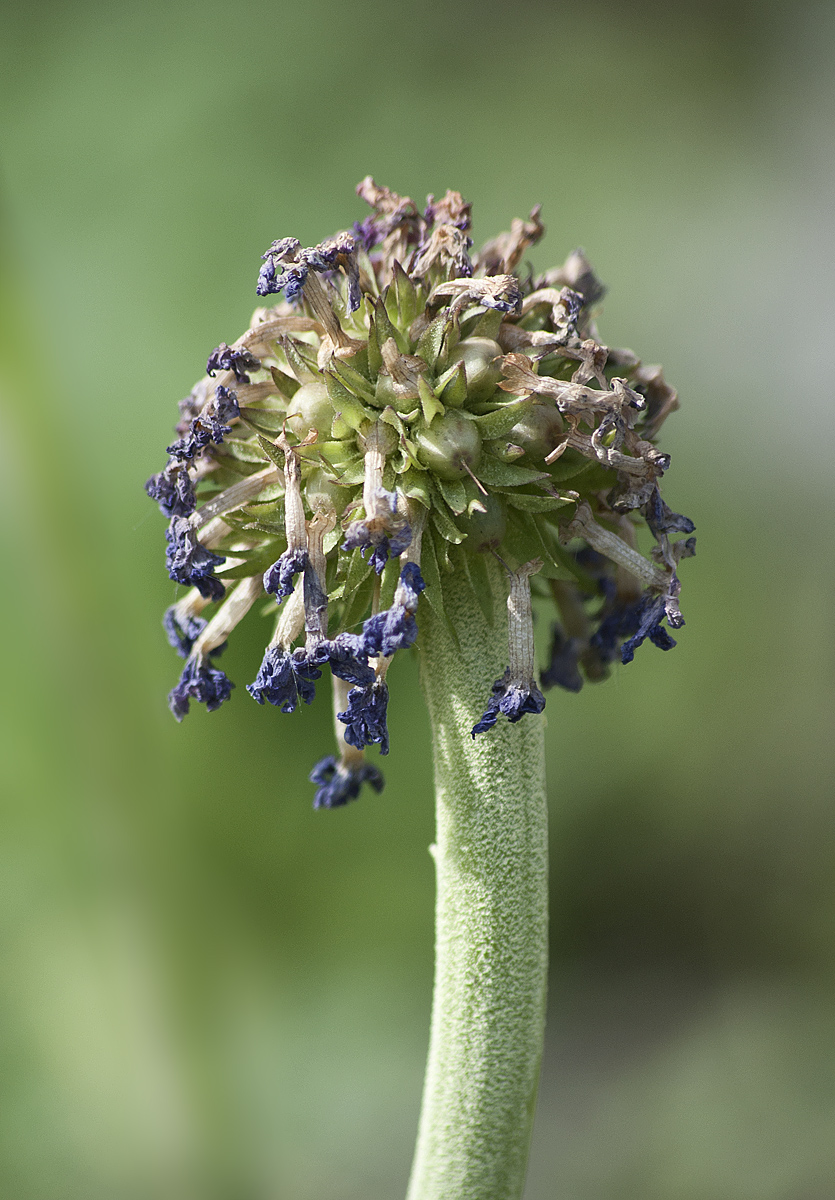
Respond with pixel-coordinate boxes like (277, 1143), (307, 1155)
(146, 179), (694, 807)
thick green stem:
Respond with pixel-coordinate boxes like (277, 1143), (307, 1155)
(406, 557), (548, 1200)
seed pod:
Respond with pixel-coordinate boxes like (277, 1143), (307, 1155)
(448, 337), (503, 403)
(285, 381), (334, 439)
(415, 413), (482, 480)
(507, 402), (564, 461)
(458, 493), (507, 550)
(305, 467), (351, 512)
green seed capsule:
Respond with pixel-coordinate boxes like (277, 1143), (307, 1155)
(415, 413), (482, 481)
(304, 467), (351, 512)
(285, 381), (334, 440)
(458, 493), (507, 551)
(448, 337), (503, 403)
(508, 402), (564, 461)
(374, 371), (420, 415)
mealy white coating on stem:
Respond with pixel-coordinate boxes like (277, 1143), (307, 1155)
(407, 556), (548, 1200)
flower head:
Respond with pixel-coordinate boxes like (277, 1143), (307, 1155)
(146, 180), (694, 806)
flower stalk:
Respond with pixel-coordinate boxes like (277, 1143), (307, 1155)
(409, 556), (548, 1200)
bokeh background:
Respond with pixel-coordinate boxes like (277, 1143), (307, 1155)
(1, 1), (834, 1197)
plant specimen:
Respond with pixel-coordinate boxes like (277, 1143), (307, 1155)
(146, 179), (694, 1199)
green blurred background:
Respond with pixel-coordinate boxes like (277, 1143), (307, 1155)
(1, 1), (833, 1196)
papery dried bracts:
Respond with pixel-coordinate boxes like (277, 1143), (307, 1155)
(146, 179), (694, 806)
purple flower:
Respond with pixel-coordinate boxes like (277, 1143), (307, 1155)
(278, 263), (309, 303)
(304, 233), (361, 312)
(471, 670), (546, 736)
(590, 592), (677, 666)
(342, 491), (412, 575)
(540, 624), (583, 693)
(165, 517), (226, 602)
(256, 237), (302, 296)
(145, 460), (195, 518)
(206, 343), (261, 384)
(352, 216), (379, 252)
(162, 606), (209, 658)
(362, 562), (425, 657)
(212, 385), (240, 424)
(338, 679), (390, 754)
(620, 594), (677, 663)
(263, 548), (308, 604)
(167, 388), (237, 460)
(256, 238), (307, 299)
(309, 756), (385, 809)
(247, 646), (322, 712)
(168, 658), (234, 721)
(320, 633), (376, 687)
(644, 487), (695, 541)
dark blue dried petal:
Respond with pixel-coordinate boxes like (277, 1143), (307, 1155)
(265, 237), (301, 260)
(620, 594), (676, 663)
(387, 524), (413, 559)
(247, 646), (296, 710)
(309, 755), (385, 809)
(472, 670), (546, 736)
(290, 647), (323, 706)
(352, 217), (380, 252)
(165, 517), (226, 601)
(591, 592), (677, 666)
(206, 343), (260, 384)
(397, 562), (425, 608)
(145, 460), (195, 518)
(645, 486), (695, 541)
(256, 237), (307, 299)
(342, 514), (412, 576)
(362, 563), (426, 658)
(338, 680), (390, 755)
(541, 624), (583, 693)
(281, 264), (309, 303)
(481, 280), (522, 314)
(213, 385), (240, 424)
(321, 633), (375, 686)
(263, 548), (308, 604)
(561, 287), (583, 329)
(168, 658), (234, 721)
(500, 680), (546, 722)
(247, 645), (322, 711)
(167, 392), (234, 459)
(256, 258), (279, 296)
(163, 606), (208, 658)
